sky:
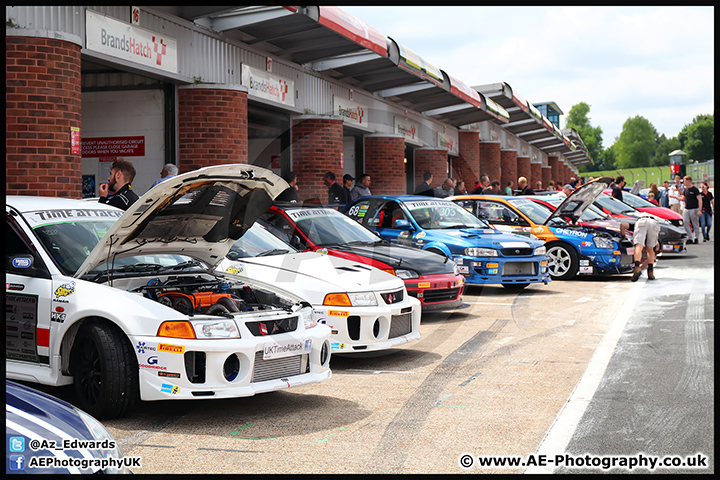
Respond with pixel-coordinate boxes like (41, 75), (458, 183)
(341, 6), (714, 147)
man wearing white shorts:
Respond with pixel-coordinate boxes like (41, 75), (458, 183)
(631, 215), (660, 282)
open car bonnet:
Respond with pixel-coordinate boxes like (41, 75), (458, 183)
(545, 177), (613, 225)
(75, 165), (288, 277)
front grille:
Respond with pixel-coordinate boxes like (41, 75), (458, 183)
(500, 247), (534, 256)
(422, 288), (460, 303)
(246, 316), (298, 336)
(251, 351), (304, 383)
(501, 262), (536, 276)
(380, 289), (404, 305)
(389, 313), (412, 338)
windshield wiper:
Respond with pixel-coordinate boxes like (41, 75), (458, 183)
(114, 263), (164, 272)
(158, 260), (203, 272)
(256, 248), (290, 257)
(439, 224), (470, 229)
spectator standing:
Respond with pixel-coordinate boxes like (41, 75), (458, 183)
(631, 215), (660, 282)
(668, 179), (683, 213)
(648, 183), (661, 205)
(547, 180), (556, 191)
(434, 177), (456, 198)
(558, 184), (574, 199)
(699, 181), (713, 242)
(482, 181), (501, 194)
(535, 180), (543, 192)
(681, 175), (702, 244)
(414, 171), (435, 196)
(350, 173), (372, 201)
(504, 180), (514, 196)
(275, 171), (299, 203)
(323, 171), (346, 205)
(98, 158), (139, 211)
(517, 177), (535, 195)
(612, 175), (626, 201)
(342, 174), (354, 204)
(569, 177), (577, 188)
(150, 163), (178, 190)
(454, 180), (467, 196)
(471, 173), (490, 194)
(658, 180), (670, 208)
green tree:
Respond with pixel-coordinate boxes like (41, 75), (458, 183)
(678, 114), (714, 161)
(614, 116), (659, 168)
(651, 134), (681, 167)
(564, 102), (604, 169)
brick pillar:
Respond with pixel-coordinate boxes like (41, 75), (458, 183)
(541, 165), (552, 190)
(548, 155), (559, 186)
(178, 85), (249, 174)
(517, 156), (531, 186)
(291, 115), (344, 203)
(6, 35), (82, 197)
(458, 131), (480, 187)
(530, 162), (542, 187)
(479, 141), (502, 185)
(500, 149), (517, 195)
(415, 147), (449, 189)
(364, 134), (405, 195)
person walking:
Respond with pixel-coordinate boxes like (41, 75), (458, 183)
(414, 171), (435, 196)
(699, 181), (713, 242)
(681, 175), (702, 244)
(150, 163), (178, 190)
(434, 177), (456, 198)
(611, 175), (626, 201)
(323, 171), (346, 205)
(98, 158), (139, 211)
(276, 171), (299, 203)
(350, 173), (372, 201)
(631, 215), (660, 282)
(517, 176), (534, 195)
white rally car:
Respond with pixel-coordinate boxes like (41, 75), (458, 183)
(217, 223), (422, 354)
(5, 165), (332, 419)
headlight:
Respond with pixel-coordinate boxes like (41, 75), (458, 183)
(193, 319), (240, 338)
(76, 408), (129, 473)
(678, 220), (684, 226)
(348, 291), (378, 306)
(465, 247), (498, 257)
(593, 237), (615, 249)
(299, 306), (316, 329)
(395, 269), (419, 279)
(533, 246), (546, 256)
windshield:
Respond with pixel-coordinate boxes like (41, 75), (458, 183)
(228, 223), (296, 259)
(594, 194), (636, 214)
(404, 200), (491, 229)
(509, 198), (552, 224)
(33, 219), (117, 276)
(620, 192), (657, 209)
(289, 209), (382, 246)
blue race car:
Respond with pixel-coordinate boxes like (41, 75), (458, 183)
(343, 195), (550, 290)
(6, 380), (132, 474)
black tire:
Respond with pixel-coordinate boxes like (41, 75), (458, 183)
(72, 321), (139, 419)
(502, 283), (529, 290)
(546, 242), (579, 280)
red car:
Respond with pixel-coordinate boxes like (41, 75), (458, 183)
(603, 189), (684, 228)
(260, 204), (465, 311)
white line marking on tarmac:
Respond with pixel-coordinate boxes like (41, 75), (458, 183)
(524, 280), (645, 474)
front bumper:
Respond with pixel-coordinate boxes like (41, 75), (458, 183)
(132, 325), (332, 401)
(453, 255), (551, 286)
(313, 295), (422, 353)
(404, 272), (464, 310)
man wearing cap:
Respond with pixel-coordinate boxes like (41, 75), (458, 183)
(558, 184), (575, 198)
(342, 174), (354, 204)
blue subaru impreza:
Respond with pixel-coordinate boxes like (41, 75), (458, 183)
(343, 195), (550, 290)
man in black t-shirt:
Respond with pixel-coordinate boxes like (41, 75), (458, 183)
(276, 171), (299, 203)
(323, 171), (346, 205)
(611, 175), (626, 202)
(682, 175), (702, 244)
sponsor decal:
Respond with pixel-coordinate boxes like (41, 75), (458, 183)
(54, 281), (75, 299)
(330, 342), (347, 350)
(11, 258), (31, 269)
(7, 283), (26, 291)
(139, 363), (167, 371)
(554, 228), (588, 239)
(418, 282), (431, 288)
(25, 208), (123, 228)
(135, 341), (156, 354)
(158, 343), (185, 354)
(50, 312), (66, 323)
(161, 383), (181, 395)
(226, 264), (245, 275)
(242, 64), (294, 106)
(328, 310), (349, 317)
(263, 338), (312, 360)
(146, 355), (160, 365)
(158, 371), (181, 378)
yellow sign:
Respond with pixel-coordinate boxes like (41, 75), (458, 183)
(158, 343), (185, 354)
(418, 282), (431, 288)
(328, 310), (349, 317)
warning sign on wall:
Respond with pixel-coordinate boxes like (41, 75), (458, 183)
(82, 136), (145, 157)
